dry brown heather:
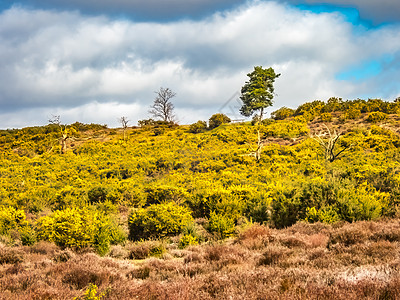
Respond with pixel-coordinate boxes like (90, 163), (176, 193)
(1, 220), (400, 300)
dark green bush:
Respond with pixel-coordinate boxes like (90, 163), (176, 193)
(128, 202), (193, 241)
(208, 113), (231, 129)
(88, 187), (108, 204)
(189, 121), (208, 133)
(145, 185), (189, 206)
(271, 107), (295, 120)
(367, 112), (387, 123)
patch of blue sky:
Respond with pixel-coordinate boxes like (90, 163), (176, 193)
(336, 54), (395, 81)
(295, 3), (373, 28)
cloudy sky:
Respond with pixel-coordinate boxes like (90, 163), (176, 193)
(1, 0), (400, 128)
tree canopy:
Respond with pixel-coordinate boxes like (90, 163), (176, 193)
(240, 66), (280, 122)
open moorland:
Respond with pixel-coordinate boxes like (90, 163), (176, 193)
(1, 98), (400, 299)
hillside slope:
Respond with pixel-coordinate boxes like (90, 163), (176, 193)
(1, 98), (400, 298)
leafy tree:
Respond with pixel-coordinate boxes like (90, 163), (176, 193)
(240, 66), (280, 122)
(149, 87), (176, 122)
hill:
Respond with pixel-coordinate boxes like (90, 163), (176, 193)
(1, 97), (400, 299)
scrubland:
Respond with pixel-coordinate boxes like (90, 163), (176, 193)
(1, 97), (400, 299)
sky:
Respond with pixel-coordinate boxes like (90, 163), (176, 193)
(0, 0), (400, 128)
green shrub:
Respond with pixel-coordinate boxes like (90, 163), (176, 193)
(271, 107), (295, 120)
(88, 187), (108, 204)
(208, 211), (235, 239)
(179, 234), (199, 249)
(74, 283), (107, 300)
(19, 226), (37, 246)
(0, 206), (28, 235)
(304, 206), (340, 224)
(128, 202), (193, 241)
(37, 208), (123, 255)
(208, 113), (231, 129)
(145, 185), (189, 206)
(346, 108), (361, 119)
(319, 112), (332, 122)
(367, 112), (387, 123)
(189, 121), (208, 133)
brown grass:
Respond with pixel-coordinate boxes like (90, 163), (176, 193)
(0, 220), (400, 299)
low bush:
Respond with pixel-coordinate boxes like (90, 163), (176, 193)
(128, 202), (193, 241)
(189, 121), (208, 133)
(367, 111), (387, 123)
(36, 208), (124, 255)
(0, 206), (29, 235)
(271, 107), (295, 120)
(209, 113), (231, 129)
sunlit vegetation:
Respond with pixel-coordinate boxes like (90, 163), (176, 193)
(1, 97), (400, 298)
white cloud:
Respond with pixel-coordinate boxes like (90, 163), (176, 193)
(0, 1), (400, 128)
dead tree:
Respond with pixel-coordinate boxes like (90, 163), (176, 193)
(241, 124), (266, 162)
(118, 116), (129, 141)
(149, 87), (176, 122)
(311, 124), (350, 162)
(49, 115), (76, 154)
(247, 128), (265, 161)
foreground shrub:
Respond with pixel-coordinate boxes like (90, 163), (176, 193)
(0, 206), (28, 235)
(37, 208), (124, 255)
(128, 202), (193, 241)
(179, 234), (199, 249)
(208, 211), (236, 239)
(0, 246), (24, 264)
(74, 283), (107, 300)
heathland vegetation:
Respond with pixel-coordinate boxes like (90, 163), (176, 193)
(1, 96), (400, 298)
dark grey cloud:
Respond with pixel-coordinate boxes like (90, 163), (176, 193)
(2, 0), (245, 21)
(0, 2), (400, 129)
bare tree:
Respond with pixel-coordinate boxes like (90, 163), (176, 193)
(149, 87), (176, 122)
(118, 116), (129, 141)
(246, 128), (265, 161)
(311, 124), (351, 162)
(49, 115), (76, 154)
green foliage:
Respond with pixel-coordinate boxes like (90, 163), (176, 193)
(240, 66), (280, 121)
(261, 119), (309, 138)
(178, 234), (199, 249)
(0, 206), (28, 235)
(74, 283), (107, 300)
(346, 108), (361, 120)
(144, 185), (189, 205)
(271, 107), (295, 120)
(1, 97), (400, 251)
(208, 211), (236, 239)
(319, 113), (332, 122)
(367, 112), (387, 123)
(189, 121), (208, 133)
(88, 187), (108, 204)
(36, 208), (124, 255)
(208, 114), (231, 129)
(128, 202), (193, 241)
